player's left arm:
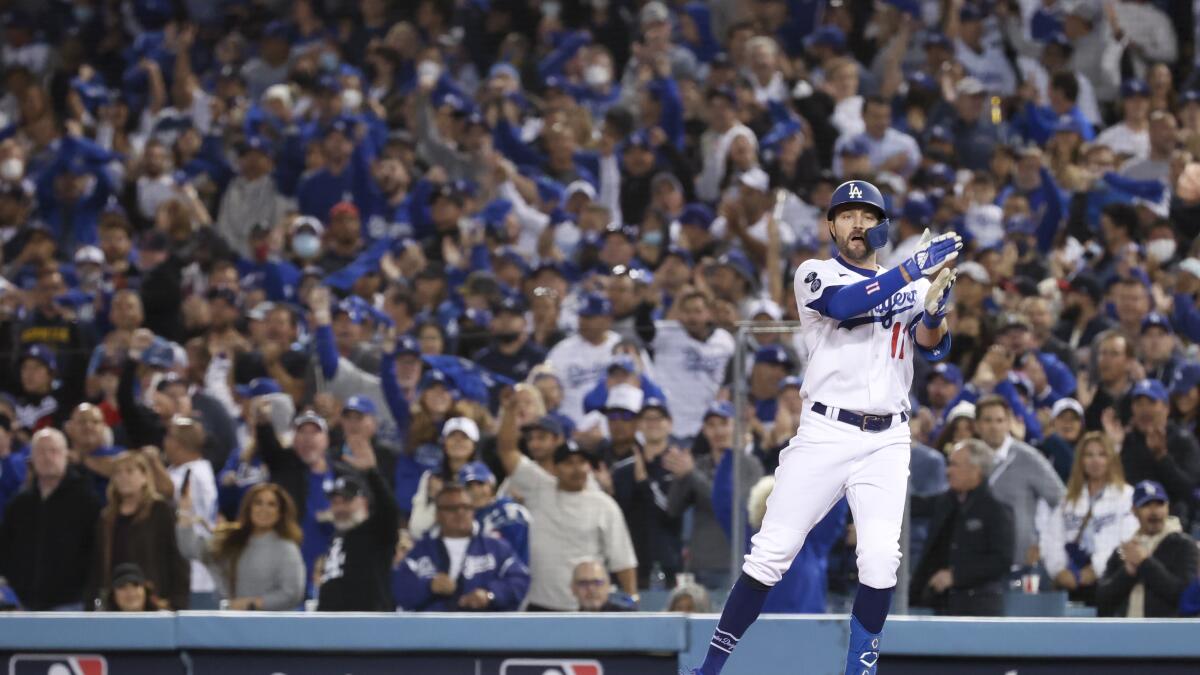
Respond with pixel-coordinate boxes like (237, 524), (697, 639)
(911, 268), (955, 361)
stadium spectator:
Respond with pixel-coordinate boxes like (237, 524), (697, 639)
(393, 484), (529, 612)
(175, 483), (305, 611)
(0, 428), (99, 610)
(102, 563), (160, 612)
(1040, 432), (1136, 605)
(1113, 379), (1200, 531)
(911, 439), (1015, 616)
(974, 395), (1065, 568)
(314, 441), (399, 612)
(407, 416), (481, 538)
(1039, 398), (1087, 483)
(495, 392), (637, 611)
(571, 558), (635, 612)
(667, 401), (764, 587)
(1097, 480), (1199, 617)
(86, 450), (190, 610)
(162, 415), (219, 608)
(0, 415), (27, 519)
(458, 461), (530, 565)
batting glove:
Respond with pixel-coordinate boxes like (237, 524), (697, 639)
(901, 231), (962, 280)
(922, 268), (956, 328)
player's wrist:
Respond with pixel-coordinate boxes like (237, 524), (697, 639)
(921, 311), (944, 329)
(899, 258), (919, 282)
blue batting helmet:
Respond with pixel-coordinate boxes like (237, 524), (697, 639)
(826, 180), (891, 251)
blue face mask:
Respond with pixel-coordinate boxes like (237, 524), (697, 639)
(292, 233), (321, 259)
(319, 52), (339, 73)
(641, 230), (663, 247)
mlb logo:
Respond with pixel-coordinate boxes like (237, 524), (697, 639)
(9, 654), (107, 675)
(499, 659), (602, 675)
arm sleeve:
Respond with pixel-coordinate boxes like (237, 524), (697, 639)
(174, 524), (212, 564)
(1039, 502), (1068, 576)
(486, 542), (531, 610)
(1035, 168), (1065, 255)
(259, 542), (306, 610)
(1153, 436), (1200, 500)
(1171, 293), (1200, 344)
(795, 260), (913, 321)
(598, 153), (622, 224)
(314, 325), (339, 380)
(601, 500), (639, 573)
(654, 78), (685, 150)
(366, 468), (400, 549)
(1096, 550), (1138, 616)
(255, 421), (289, 474)
(538, 32), (590, 80)
(1138, 539), (1197, 608)
(379, 353), (411, 440)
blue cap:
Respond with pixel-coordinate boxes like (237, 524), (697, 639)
(1181, 89), (1200, 104)
(493, 247), (530, 275)
(715, 249), (758, 288)
(839, 135), (872, 157)
(805, 25), (845, 51)
(343, 395), (377, 416)
(495, 294), (527, 315)
(141, 340), (175, 369)
(1005, 214), (1037, 235)
(419, 369), (457, 395)
(1130, 378), (1168, 403)
(640, 396), (671, 417)
(535, 176), (565, 206)
(680, 203), (715, 230)
(489, 63), (519, 81)
(906, 70), (937, 92)
(926, 124), (954, 145)
(703, 400), (735, 421)
(323, 117), (354, 138)
(1171, 363), (1200, 396)
(902, 194), (933, 223)
(521, 415), (565, 437)
(754, 344), (793, 368)
(959, 4), (984, 21)
(778, 375), (803, 392)
(1133, 480), (1168, 507)
(625, 130), (654, 150)
(608, 354), (637, 373)
(929, 362), (963, 387)
(924, 32), (953, 50)
(578, 293), (613, 317)
(662, 245), (694, 267)
(1053, 114), (1085, 135)
(707, 85), (737, 102)
(334, 298), (366, 324)
(1141, 312), (1173, 334)
(394, 334), (420, 356)
(884, 0), (922, 17)
(463, 307), (492, 327)
(263, 19), (290, 39)
(458, 461), (495, 485)
(21, 344), (57, 373)
(926, 162), (956, 184)
(234, 377), (281, 399)
(1121, 78), (1150, 98)
(761, 119), (804, 152)
(480, 199), (513, 231)
(238, 135), (273, 155)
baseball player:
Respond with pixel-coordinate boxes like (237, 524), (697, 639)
(688, 180), (961, 675)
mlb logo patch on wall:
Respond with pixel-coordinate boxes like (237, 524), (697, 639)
(499, 659), (602, 675)
(10, 654), (107, 675)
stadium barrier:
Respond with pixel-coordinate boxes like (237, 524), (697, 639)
(2, 613), (1199, 674)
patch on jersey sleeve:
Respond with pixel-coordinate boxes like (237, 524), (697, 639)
(804, 271), (818, 284)
(810, 279), (822, 292)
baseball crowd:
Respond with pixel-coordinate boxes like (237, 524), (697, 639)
(0, 0), (1199, 619)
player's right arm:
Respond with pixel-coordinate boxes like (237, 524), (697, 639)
(800, 232), (962, 321)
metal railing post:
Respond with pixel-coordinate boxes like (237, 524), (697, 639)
(730, 324), (748, 590)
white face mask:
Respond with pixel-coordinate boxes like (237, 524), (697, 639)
(585, 64), (611, 87)
(341, 89), (363, 114)
(292, 233), (321, 259)
(417, 61), (441, 85)
(0, 158), (23, 181)
(1146, 238), (1177, 263)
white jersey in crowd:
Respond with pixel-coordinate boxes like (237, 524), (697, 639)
(1094, 123), (1150, 161)
(545, 330), (622, 425)
(793, 256), (932, 415)
(650, 321), (736, 437)
(1039, 482), (1139, 578)
(169, 459), (219, 594)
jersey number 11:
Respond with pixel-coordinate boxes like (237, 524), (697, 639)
(890, 323), (906, 360)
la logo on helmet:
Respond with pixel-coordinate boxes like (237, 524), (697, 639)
(847, 183), (862, 199)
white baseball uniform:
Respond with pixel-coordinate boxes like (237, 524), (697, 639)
(545, 330), (622, 426)
(742, 254), (935, 590)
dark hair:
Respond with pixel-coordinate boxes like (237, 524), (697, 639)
(863, 95), (891, 114)
(974, 394), (1012, 418)
(1101, 203), (1140, 239)
(1050, 73), (1079, 103)
(211, 484), (303, 590)
(435, 482), (470, 505)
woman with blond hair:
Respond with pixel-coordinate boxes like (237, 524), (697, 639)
(176, 483), (305, 610)
(1039, 432), (1137, 605)
(87, 450), (190, 610)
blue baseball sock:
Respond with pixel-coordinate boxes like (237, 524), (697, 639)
(696, 573), (771, 675)
(845, 584), (894, 675)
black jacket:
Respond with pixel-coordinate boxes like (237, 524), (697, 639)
(611, 451), (682, 588)
(0, 469), (100, 609)
(139, 255), (184, 343)
(1121, 424), (1200, 530)
(255, 421), (343, 515)
(911, 485), (1015, 616)
(316, 468), (399, 612)
(1096, 530), (1199, 618)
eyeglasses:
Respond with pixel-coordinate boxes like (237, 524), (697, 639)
(573, 578), (607, 588)
(606, 410), (636, 422)
(436, 504), (474, 513)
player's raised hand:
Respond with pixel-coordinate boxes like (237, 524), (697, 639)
(922, 268), (957, 328)
(903, 232), (962, 280)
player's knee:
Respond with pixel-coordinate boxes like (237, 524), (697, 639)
(741, 556), (784, 586)
(856, 545), (901, 589)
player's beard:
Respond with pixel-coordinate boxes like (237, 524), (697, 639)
(833, 229), (872, 263)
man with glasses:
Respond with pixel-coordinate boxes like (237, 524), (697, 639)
(571, 558), (635, 611)
(393, 484), (530, 612)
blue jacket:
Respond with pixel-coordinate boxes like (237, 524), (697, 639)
(392, 524), (530, 611)
(476, 497), (532, 565)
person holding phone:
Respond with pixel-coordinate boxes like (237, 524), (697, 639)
(163, 416), (220, 608)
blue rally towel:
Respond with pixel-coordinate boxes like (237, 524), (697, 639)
(421, 355), (515, 405)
